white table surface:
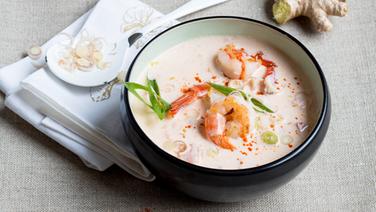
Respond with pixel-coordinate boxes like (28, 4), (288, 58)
(0, 0), (375, 211)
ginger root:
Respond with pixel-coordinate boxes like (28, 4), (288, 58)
(272, 0), (348, 32)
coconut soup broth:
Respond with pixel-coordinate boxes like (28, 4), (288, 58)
(130, 35), (317, 169)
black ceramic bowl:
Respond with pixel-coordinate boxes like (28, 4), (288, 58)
(121, 17), (331, 202)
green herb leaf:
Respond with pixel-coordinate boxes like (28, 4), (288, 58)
(208, 82), (273, 113)
(253, 107), (265, 113)
(124, 82), (152, 109)
(251, 98), (274, 113)
(124, 80), (170, 120)
(208, 82), (248, 100)
(148, 79), (160, 95)
(147, 79), (170, 120)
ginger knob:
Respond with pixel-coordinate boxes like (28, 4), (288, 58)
(272, 0), (348, 32)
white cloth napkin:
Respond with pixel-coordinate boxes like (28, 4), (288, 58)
(0, 0), (177, 182)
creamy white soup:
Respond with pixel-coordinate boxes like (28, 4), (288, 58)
(128, 35), (317, 170)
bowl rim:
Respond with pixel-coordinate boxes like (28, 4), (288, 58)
(123, 16), (329, 176)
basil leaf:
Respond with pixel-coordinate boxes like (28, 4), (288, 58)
(251, 98), (274, 113)
(208, 82), (248, 100)
(124, 82), (152, 109)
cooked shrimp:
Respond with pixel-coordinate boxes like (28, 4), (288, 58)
(264, 74), (277, 94)
(216, 44), (262, 80)
(252, 52), (277, 79)
(252, 52), (278, 94)
(216, 45), (278, 83)
(204, 95), (250, 150)
(167, 84), (210, 117)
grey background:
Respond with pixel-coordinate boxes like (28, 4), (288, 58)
(0, 0), (375, 211)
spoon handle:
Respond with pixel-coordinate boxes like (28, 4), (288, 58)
(128, 0), (229, 45)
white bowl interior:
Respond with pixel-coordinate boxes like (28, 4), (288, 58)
(128, 17), (324, 135)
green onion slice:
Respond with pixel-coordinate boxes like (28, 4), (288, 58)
(124, 79), (170, 120)
(261, 131), (278, 144)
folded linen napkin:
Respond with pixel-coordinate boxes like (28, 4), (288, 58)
(0, 0), (177, 182)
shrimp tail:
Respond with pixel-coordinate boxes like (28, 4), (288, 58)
(210, 135), (236, 151)
(204, 112), (236, 151)
(167, 83), (209, 117)
(168, 90), (197, 117)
